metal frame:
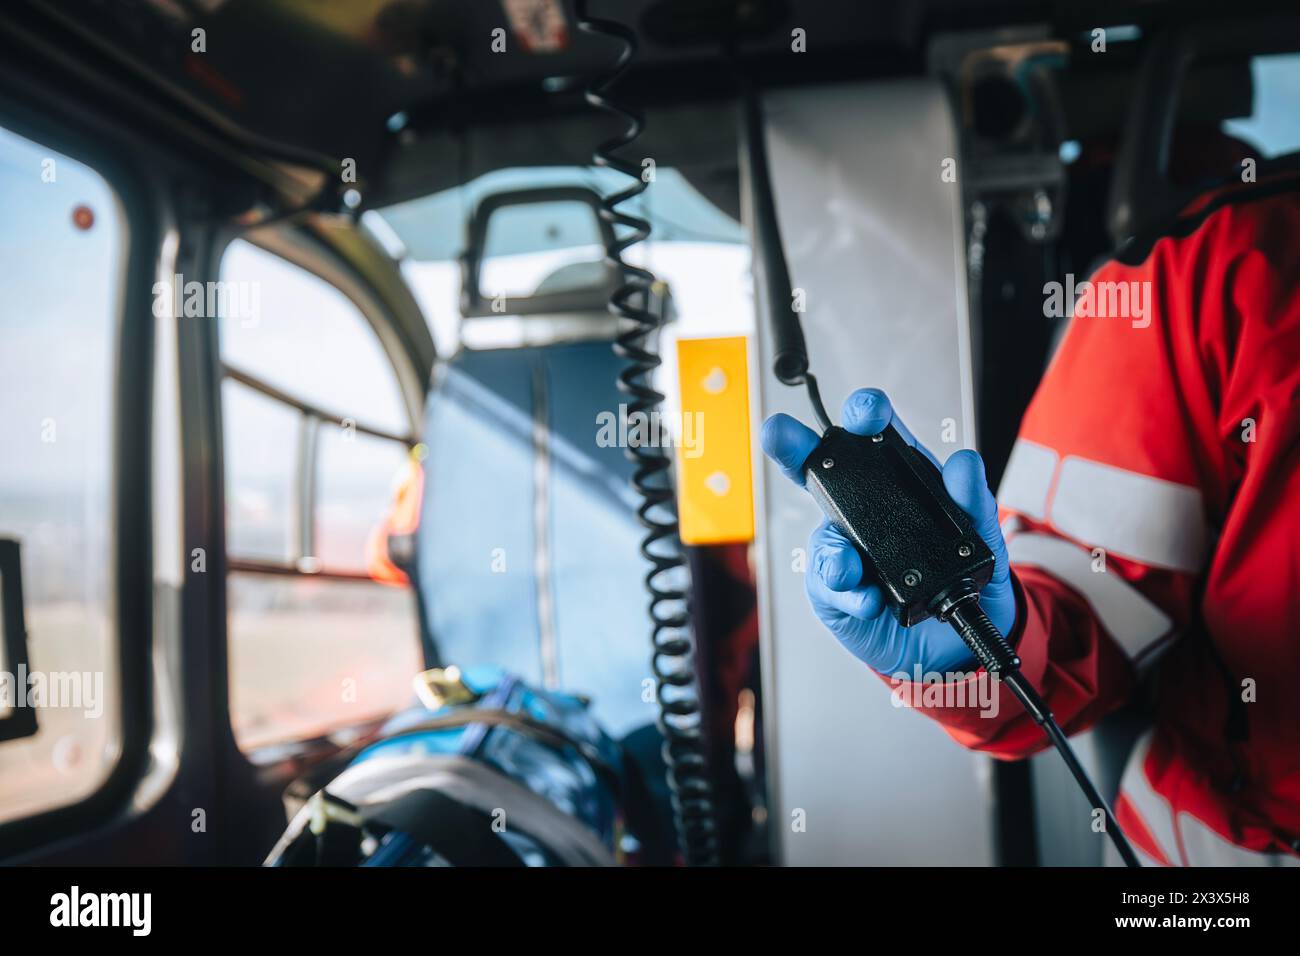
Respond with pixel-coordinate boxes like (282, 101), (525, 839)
(214, 219), (440, 670)
(221, 361), (415, 581)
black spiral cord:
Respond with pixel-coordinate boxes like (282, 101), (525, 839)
(575, 1), (720, 866)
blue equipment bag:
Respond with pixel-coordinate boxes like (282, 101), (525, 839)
(265, 666), (627, 867)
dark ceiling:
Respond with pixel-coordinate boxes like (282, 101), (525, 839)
(1, 0), (1291, 211)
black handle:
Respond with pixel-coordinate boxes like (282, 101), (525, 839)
(801, 426), (995, 627)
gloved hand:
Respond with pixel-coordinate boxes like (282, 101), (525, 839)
(760, 388), (1016, 677)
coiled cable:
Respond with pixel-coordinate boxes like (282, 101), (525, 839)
(575, 0), (720, 866)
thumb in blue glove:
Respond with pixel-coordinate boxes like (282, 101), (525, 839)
(760, 388), (1016, 677)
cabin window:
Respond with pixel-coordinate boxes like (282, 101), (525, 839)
(1223, 53), (1300, 158)
(218, 240), (419, 750)
(0, 124), (125, 823)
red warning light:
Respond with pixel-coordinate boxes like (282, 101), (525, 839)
(72, 205), (94, 231)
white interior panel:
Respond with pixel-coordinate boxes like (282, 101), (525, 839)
(748, 79), (993, 865)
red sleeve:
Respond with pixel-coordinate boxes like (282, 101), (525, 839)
(883, 197), (1287, 757)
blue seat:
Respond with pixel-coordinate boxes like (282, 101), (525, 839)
(415, 340), (654, 737)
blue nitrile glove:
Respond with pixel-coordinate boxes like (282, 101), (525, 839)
(760, 388), (1016, 677)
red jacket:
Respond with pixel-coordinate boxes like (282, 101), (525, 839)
(892, 187), (1300, 865)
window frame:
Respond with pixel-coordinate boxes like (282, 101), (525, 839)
(221, 363), (415, 583)
(0, 92), (159, 853)
(215, 232), (428, 751)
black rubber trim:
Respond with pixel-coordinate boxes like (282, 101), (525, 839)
(0, 540), (38, 743)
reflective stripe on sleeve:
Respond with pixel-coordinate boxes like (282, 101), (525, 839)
(1052, 456), (1209, 573)
(996, 439), (1057, 520)
(1113, 735), (1300, 866)
(1177, 813), (1300, 867)
(1117, 731), (1183, 865)
(997, 439), (1210, 574)
(1006, 531), (1172, 663)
